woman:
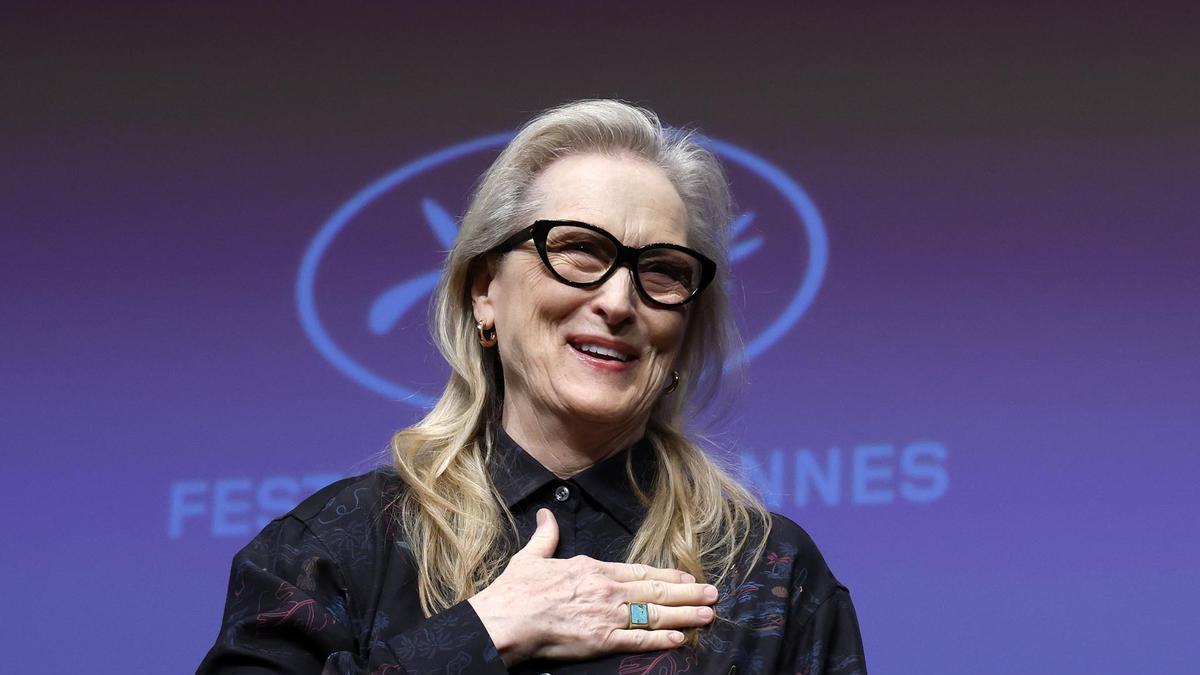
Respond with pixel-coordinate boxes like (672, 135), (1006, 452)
(199, 100), (865, 674)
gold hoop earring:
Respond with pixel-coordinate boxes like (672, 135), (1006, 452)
(663, 370), (680, 394)
(476, 320), (497, 348)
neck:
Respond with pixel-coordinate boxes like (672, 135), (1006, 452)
(501, 397), (647, 479)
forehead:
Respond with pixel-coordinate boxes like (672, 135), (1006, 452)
(529, 152), (689, 245)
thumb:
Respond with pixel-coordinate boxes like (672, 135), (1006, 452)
(520, 508), (559, 559)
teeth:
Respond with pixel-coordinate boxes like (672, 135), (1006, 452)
(576, 343), (632, 362)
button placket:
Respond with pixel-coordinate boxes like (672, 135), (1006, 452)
(547, 481), (578, 557)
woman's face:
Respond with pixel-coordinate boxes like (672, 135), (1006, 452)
(473, 152), (690, 431)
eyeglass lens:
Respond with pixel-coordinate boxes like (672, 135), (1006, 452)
(543, 224), (702, 305)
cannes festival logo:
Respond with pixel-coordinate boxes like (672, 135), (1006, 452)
(296, 132), (827, 406)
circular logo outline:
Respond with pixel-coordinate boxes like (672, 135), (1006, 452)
(296, 132), (827, 406)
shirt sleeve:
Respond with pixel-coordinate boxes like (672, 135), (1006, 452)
(197, 516), (507, 675)
(788, 585), (868, 675)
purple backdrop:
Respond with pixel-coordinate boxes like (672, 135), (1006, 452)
(3, 4), (1197, 673)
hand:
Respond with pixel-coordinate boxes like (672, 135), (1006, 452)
(467, 508), (718, 666)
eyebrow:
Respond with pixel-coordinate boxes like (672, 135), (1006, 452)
(541, 218), (688, 247)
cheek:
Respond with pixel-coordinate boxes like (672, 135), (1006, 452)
(520, 284), (579, 328)
(496, 270), (580, 353)
(497, 261), (563, 321)
(648, 313), (689, 360)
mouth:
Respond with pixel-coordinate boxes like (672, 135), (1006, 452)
(568, 338), (639, 363)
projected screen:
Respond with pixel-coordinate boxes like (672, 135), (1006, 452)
(3, 4), (1196, 674)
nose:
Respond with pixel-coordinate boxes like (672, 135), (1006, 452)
(589, 266), (638, 326)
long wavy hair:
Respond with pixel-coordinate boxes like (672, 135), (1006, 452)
(389, 100), (770, 633)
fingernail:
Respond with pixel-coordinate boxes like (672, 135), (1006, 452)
(698, 606), (714, 620)
(536, 509), (548, 526)
(704, 585), (718, 600)
(670, 631), (685, 644)
(681, 573), (696, 583)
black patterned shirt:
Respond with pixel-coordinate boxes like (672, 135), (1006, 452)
(198, 432), (866, 674)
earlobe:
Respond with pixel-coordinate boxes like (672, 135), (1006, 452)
(470, 256), (497, 325)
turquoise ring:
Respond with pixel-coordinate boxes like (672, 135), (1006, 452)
(628, 601), (650, 629)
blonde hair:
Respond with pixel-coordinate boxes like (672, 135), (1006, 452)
(389, 100), (770, 634)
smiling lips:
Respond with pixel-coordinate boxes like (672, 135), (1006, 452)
(568, 337), (639, 366)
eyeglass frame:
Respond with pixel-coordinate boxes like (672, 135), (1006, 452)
(493, 219), (717, 308)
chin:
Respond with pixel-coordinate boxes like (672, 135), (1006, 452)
(561, 387), (646, 425)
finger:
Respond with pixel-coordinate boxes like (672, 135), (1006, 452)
(638, 603), (715, 630)
(598, 561), (696, 584)
(605, 628), (687, 653)
(519, 508), (559, 559)
(623, 580), (718, 606)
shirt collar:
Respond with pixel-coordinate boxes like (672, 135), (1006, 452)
(490, 427), (658, 534)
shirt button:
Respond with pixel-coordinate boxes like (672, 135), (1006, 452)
(554, 485), (571, 502)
